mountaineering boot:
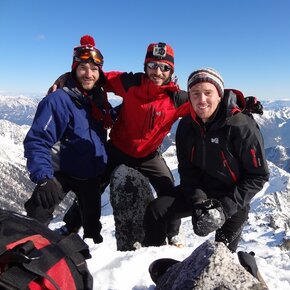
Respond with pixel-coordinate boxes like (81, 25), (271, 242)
(237, 251), (269, 289)
(83, 233), (103, 244)
(149, 258), (180, 284)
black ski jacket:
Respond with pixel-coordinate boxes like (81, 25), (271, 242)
(176, 89), (269, 218)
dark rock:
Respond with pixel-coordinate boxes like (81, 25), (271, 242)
(155, 240), (267, 290)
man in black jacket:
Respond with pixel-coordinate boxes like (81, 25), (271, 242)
(143, 67), (269, 251)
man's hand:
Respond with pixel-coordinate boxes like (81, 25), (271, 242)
(47, 72), (71, 95)
(34, 177), (64, 209)
(192, 199), (226, 236)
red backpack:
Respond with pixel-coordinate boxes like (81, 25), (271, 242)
(0, 209), (93, 290)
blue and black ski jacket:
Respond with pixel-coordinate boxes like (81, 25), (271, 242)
(24, 78), (108, 183)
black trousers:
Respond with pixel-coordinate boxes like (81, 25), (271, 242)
(63, 141), (181, 239)
(25, 172), (102, 240)
(143, 190), (249, 252)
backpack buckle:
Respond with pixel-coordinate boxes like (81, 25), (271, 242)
(0, 241), (42, 264)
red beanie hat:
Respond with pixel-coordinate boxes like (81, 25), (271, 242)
(72, 35), (104, 71)
(144, 42), (174, 71)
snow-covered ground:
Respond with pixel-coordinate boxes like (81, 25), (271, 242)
(50, 149), (290, 290)
(1, 95), (290, 289)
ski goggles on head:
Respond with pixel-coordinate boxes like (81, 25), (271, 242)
(73, 47), (103, 66)
(146, 62), (172, 72)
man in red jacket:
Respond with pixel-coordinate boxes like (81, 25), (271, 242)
(51, 41), (189, 247)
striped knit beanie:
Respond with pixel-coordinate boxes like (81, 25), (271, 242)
(187, 68), (224, 97)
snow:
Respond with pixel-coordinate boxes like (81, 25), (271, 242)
(49, 151), (290, 290)
(1, 95), (289, 289)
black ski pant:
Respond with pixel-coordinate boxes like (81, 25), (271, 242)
(63, 141), (181, 239)
(143, 191), (249, 252)
(25, 172), (102, 240)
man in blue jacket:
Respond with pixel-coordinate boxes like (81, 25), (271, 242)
(24, 35), (113, 244)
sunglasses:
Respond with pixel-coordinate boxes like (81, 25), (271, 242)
(147, 62), (172, 72)
(74, 47), (103, 65)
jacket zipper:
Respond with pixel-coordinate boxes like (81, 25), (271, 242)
(220, 151), (238, 183)
(201, 125), (206, 170)
(190, 146), (195, 162)
(202, 138), (206, 170)
(150, 106), (155, 129)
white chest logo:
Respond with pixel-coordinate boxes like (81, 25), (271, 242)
(211, 137), (219, 144)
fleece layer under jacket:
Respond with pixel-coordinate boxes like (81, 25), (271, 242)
(176, 90), (269, 218)
(104, 72), (190, 158)
(24, 78), (108, 183)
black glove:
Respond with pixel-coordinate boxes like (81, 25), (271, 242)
(244, 96), (263, 115)
(34, 177), (64, 209)
(191, 188), (207, 204)
(192, 199), (226, 237)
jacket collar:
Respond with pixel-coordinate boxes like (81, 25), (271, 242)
(143, 74), (179, 92)
(63, 76), (99, 106)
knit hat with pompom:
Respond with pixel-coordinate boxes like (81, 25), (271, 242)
(72, 35), (104, 71)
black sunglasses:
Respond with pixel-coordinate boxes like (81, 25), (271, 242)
(147, 62), (172, 72)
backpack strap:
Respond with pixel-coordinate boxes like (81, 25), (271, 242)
(0, 267), (39, 290)
(223, 89), (245, 116)
(57, 234), (93, 290)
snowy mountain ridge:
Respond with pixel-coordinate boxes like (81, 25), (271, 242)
(0, 94), (290, 289)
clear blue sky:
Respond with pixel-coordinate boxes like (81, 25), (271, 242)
(0, 0), (289, 100)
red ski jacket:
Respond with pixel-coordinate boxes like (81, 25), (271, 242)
(105, 71), (190, 158)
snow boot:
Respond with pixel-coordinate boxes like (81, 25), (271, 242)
(149, 258), (180, 284)
(237, 251), (269, 289)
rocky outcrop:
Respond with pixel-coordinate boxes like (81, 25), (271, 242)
(155, 240), (267, 290)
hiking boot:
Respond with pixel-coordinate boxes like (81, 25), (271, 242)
(93, 234), (103, 244)
(149, 258), (180, 283)
(54, 225), (70, 236)
(237, 251), (269, 289)
(168, 235), (184, 248)
(83, 233), (103, 244)
(237, 251), (258, 278)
